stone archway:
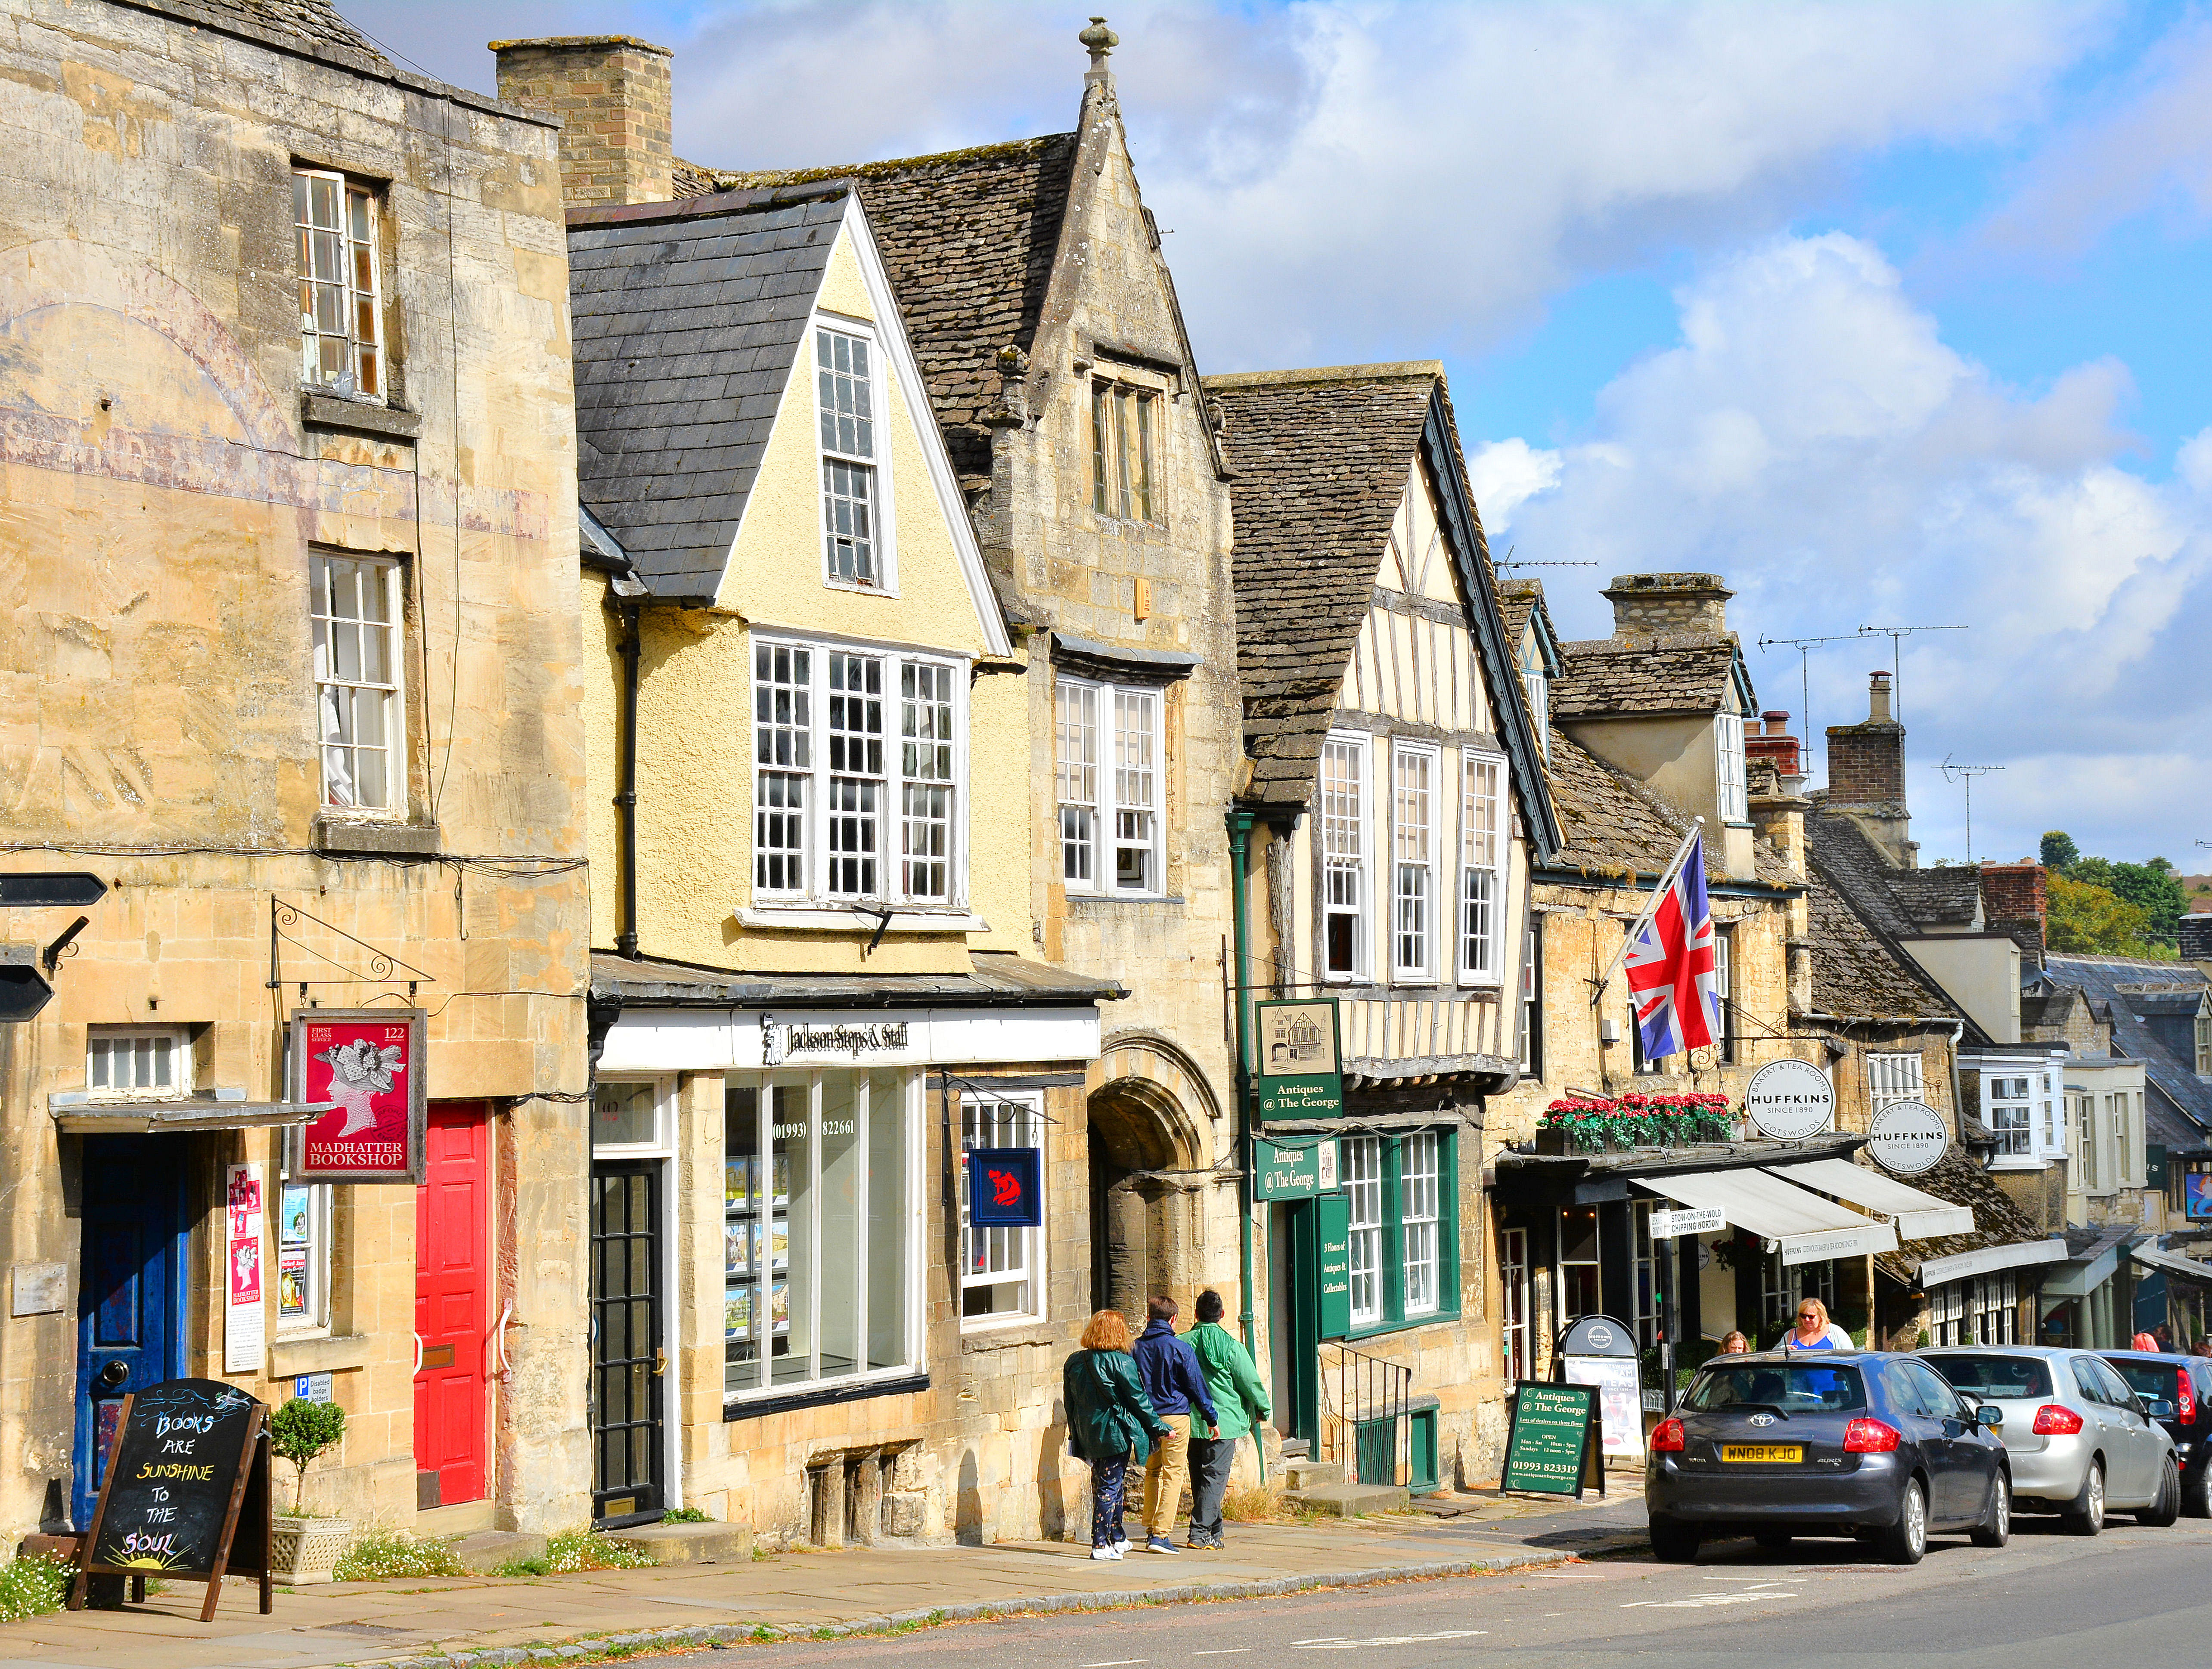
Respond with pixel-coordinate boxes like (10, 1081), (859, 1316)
(1086, 1034), (1218, 1321)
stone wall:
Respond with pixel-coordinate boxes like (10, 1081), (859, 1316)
(493, 36), (675, 208)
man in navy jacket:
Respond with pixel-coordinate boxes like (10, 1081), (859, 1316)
(1130, 1296), (1219, 1552)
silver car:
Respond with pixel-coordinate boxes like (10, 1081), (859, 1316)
(1921, 1347), (2180, 1533)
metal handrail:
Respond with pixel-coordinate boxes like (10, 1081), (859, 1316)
(1321, 1341), (1412, 1487)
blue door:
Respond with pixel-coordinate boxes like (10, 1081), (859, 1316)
(73, 1136), (189, 1530)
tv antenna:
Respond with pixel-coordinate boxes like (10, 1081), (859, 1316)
(1492, 543), (1595, 571)
(1755, 632), (1860, 777)
(1856, 624), (1966, 721)
(1935, 756), (2004, 863)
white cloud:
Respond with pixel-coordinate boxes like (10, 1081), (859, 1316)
(1465, 437), (1561, 536)
(1485, 232), (2212, 863)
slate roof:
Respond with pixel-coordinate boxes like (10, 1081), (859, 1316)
(1552, 639), (1750, 718)
(567, 190), (849, 601)
(716, 137), (1080, 483)
(2040, 954), (2212, 1140)
(1874, 1149), (2050, 1287)
(1806, 870), (1961, 1023)
(1201, 365), (1442, 807)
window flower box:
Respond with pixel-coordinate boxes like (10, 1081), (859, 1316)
(1536, 1092), (1734, 1155)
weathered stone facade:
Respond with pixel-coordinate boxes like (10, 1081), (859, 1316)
(0, 0), (590, 1537)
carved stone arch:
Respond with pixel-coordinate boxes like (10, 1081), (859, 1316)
(1085, 1030), (1226, 1320)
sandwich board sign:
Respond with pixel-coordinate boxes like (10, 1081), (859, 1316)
(1500, 1381), (1597, 1498)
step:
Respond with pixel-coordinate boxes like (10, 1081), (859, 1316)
(1285, 1482), (1411, 1517)
(1281, 1459), (1343, 1490)
(451, 1530), (547, 1573)
(605, 1520), (754, 1565)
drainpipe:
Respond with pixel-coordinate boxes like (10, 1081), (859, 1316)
(615, 598), (642, 960)
(1227, 808), (1262, 1478)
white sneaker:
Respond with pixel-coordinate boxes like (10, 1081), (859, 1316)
(1091, 1544), (1123, 1561)
(1113, 1537), (1130, 1554)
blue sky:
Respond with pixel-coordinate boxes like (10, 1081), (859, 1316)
(340, 0), (2212, 870)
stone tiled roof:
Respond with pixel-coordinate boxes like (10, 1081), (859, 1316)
(1886, 867), (1982, 928)
(161, 0), (391, 65)
(1806, 812), (1918, 940)
(1201, 365), (1441, 807)
(1542, 726), (1691, 879)
(716, 136), (1080, 483)
(2041, 954), (2212, 1139)
(1875, 1150), (2049, 1287)
(671, 158), (723, 197)
(1806, 869), (1961, 1022)
(567, 191), (848, 601)
(1552, 638), (1749, 718)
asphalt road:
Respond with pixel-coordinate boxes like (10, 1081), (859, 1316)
(620, 1513), (2212, 1668)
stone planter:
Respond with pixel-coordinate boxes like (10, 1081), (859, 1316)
(270, 1516), (352, 1585)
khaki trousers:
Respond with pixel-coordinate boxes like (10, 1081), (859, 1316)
(1142, 1413), (1191, 1537)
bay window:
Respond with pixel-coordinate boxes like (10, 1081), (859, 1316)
(751, 637), (965, 907)
(1392, 743), (1436, 980)
(1458, 752), (1503, 983)
(1320, 737), (1367, 979)
(724, 1070), (916, 1398)
(1986, 1074), (2034, 1159)
(1055, 676), (1163, 895)
(1345, 1136), (1384, 1328)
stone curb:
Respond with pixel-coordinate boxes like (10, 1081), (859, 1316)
(355, 1548), (1575, 1667)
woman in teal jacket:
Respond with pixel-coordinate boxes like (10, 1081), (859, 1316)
(1064, 1310), (1170, 1559)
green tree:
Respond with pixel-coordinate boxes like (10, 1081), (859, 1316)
(2102, 859), (2187, 947)
(2040, 830), (2079, 871)
(2045, 874), (2176, 959)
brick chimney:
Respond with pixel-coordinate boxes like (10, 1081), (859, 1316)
(1981, 862), (2048, 964)
(1745, 709), (1802, 790)
(2180, 913), (2212, 963)
(1823, 671), (1914, 867)
(491, 35), (674, 208)
(1601, 573), (1732, 641)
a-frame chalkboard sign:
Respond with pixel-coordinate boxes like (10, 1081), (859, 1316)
(68, 1379), (273, 1621)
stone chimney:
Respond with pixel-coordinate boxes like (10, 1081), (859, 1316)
(1823, 672), (1914, 868)
(1981, 862), (2048, 964)
(2178, 912), (2212, 963)
(491, 35), (674, 208)
(1601, 573), (1732, 642)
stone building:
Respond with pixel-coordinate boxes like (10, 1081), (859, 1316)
(491, 20), (1242, 1542)
(1206, 362), (1556, 1491)
(0, 0), (591, 1538)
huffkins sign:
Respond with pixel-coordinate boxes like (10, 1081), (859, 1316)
(1744, 1058), (1835, 1141)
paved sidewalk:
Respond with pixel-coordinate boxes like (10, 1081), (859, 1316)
(0, 1484), (1647, 1669)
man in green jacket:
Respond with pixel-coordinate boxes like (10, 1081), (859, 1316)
(1184, 1289), (1270, 1548)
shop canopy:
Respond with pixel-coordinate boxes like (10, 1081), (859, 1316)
(50, 1098), (331, 1134)
(1767, 1158), (1975, 1242)
(1639, 1166), (1899, 1266)
(2127, 1245), (2212, 1288)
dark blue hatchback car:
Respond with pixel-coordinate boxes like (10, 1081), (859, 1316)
(1647, 1350), (2009, 1565)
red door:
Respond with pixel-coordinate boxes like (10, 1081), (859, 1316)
(415, 1102), (489, 1507)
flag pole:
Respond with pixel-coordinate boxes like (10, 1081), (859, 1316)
(1587, 817), (1704, 1008)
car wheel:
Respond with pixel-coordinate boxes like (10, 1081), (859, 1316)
(1970, 1471), (2011, 1548)
(1649, 1518), (1700, 1564)
(2137, 1455), (2181, 1528)
(2060, 1458), (2105, 1537)
(2187, 1460), (2212, 1520)
(1753, 1530), (1792, 1551)
(1877, 1478), (1927, 1566)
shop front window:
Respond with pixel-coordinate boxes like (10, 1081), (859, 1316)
(960, 1090), (1044, 1326)
(724, 1070), (915, 1398)
(1501, 1226), (1529, 1381)
(1557, 1206), (1599, 1325)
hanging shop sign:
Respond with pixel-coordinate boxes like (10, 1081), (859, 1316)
(68, 1378), (272, 1622)
(1254, 1135), (1338, 1201)
(1316, 1193), (1352, 1340)
(1649, 1205), (1727, 1239)
(1744, 1058), (1835, 1141)
(1868, 1100), (1949, 1176)
(223, 1164), (265, 1377)
(2186, 1172), (2212, 1221)
(1256, 998), (1343, 1121)
(1500, 1381), (1597, 1498)
(289, 1009), (427, 1184)
(965, 1146), (1043, 1229)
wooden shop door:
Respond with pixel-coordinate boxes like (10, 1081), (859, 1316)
(415, 1102), (489, 1507)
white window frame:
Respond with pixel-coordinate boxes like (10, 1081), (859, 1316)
(86, 1026), (189, 1099)
(750, 635), (968, 909)
(1519, 633), (1548, 761)
(274, 1176), (333, 1340)
(590, 1078), (672, 1156)
(1710, 925), (1735, 1063)
(1457, 750), (1505, 986)
(312, 551), (406, 816)
(2196, 1013), (2210, 1076)
(1986, 1073), (2035, 1160)
(959, 1090), (1046, 1330)
(294, 167), (385, 401)
(1319, 734), (1368, 982)
(1055, 675), (1165, 897)
(1868, 1052), (1926, 1113)
(1401, 1130), (1441, 1319)
(1500, 1226), (1530, 1381)
(1716, 711), (1748, 824)
(1391, 741), (1438, 982)
(1519, 920), (1542, 1079)
(813, 319), (896, 593)
(1345, 1136), (1384, 1328)
(2035, 1060), (2067, 1159)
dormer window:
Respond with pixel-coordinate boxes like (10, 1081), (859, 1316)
(1716, 711), (1748, 823)
(817, 327), (883, 589)
(1518, 632), (1548, 760)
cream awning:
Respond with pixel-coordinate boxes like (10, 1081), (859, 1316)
(1767, 1158), (1975, 1242)
(1641, 1167), (1899, 1266)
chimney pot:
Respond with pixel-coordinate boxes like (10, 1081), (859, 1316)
(1868, 671), (1892, 722)
(1762, 709), (1789, 736)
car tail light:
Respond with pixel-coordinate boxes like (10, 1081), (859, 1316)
(2032, 1404), (2085, 1436)
(1651, 1418), (1685, 1452)
(2181, 1372), (2196, 1426)
(1843, 1418), (1901, 1453)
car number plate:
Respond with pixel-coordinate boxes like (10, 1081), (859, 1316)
(1721, 1444), (1803, 1463)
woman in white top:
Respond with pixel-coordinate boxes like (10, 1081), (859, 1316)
(1781, 1296), (1854, 1351)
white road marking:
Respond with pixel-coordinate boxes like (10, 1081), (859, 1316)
(1624, 1590), (1796, 1609)
(1192, 1654), (1252, 1658)
(1083, 1660), (1148, 1666)
(1290, 1632), (1487, 1650)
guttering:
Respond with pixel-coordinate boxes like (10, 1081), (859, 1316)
(615, 596), (642, 959)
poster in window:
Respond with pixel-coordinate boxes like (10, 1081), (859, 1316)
(289, 1009), (427, 1183)
(278, 1184), (312, 1248)
(724, 1220), (753, 1278)
(278, 1250), (310, 1320)
(725, 1289), (752, 1338)
(771, 1280), (790, 1334)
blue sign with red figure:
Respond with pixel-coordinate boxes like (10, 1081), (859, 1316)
(967, 1147), (1043, 1228)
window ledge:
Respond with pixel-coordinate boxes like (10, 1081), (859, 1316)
(300, 390), (422, 440)
(1988, 1158), (2051, 1173)
(269, 1332), (371, 1377)
(822, 577), (898, 599)
(1066, 894), (1185, 909)
(959, 1319), (1060, 1353)
(733, 906), (988, 934)
(724, 1370), (928, 1421)
(314, 817), (441, 856)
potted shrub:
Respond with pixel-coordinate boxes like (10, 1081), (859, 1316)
(267, 1397), (351, 1585)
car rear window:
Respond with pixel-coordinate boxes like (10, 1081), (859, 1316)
(2106, 1359), (2178, 1400)
(1684, 1363), (1867, 1413)
(1923, 1355), (2053, 1399)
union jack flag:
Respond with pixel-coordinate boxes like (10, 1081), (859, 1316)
(1624, 836), (1722, 1060)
